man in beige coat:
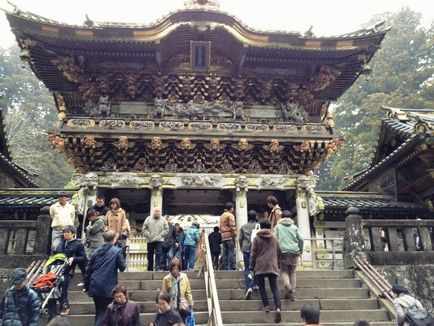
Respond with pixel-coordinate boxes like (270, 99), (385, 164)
(219, 202), (237, 270)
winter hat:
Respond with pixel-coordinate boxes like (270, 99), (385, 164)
(392, 284), (409, 295)
(9, 268), (27, 285)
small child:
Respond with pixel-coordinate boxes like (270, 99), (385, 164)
(149, 292), (184, 326)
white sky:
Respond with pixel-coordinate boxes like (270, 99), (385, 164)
(0, 0), (433, 48)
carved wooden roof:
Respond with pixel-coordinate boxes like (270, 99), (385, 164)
(345, 109), (434, 195)
(6, 8), (388, 111)
(0, 109), (37, 187)
(48, 118), (343, 174)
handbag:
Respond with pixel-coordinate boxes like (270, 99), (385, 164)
(185, 307), (195, 326)
(250, 223), (260, 243)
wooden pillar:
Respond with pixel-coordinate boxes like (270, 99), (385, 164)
(296, 176), (312, 263)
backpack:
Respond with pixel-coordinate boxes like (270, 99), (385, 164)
(406, 305), (434, 326)
(250, 224), (260, 243)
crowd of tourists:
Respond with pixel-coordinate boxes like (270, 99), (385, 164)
(1, 193), (432, 325)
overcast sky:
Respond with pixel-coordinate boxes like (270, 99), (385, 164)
(0, 0), (433, 48)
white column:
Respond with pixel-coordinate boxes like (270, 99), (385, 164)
(150, 188), (163, 216)
(296, 177), (312, 264)
(234, 179), (248, 270)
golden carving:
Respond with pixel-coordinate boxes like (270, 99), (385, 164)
(237, 139), (252, 151)
(115, 136), (129, 150)
(326, 112), (335, 129)
(207, 138), (221, 151)
(83, 136), (96, 149)
(309, 66), (341, 92)
(179, 138), (195, 150)
(48, 134), (65, 151)
(150, 137), (164, 150)
(326, 139), (344, 156)
(267, 139), (284, 153)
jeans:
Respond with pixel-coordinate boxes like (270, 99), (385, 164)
(161, 246), (175, 270)
(51, 229), (64, 252)
(93, 296), (113, 326)
(221, 239), (236, 270)
(243, 251), (257, 289)
(211, 251), (220, 270)
(59, 273), (72, 308)
(184, 245), (196, 270)
(147, 241), (163, 271)
(256, 273), (281, 309)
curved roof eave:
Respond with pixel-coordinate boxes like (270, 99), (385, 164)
(6, 8), (388, 51)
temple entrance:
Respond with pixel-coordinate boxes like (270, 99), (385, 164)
(247, 190), (296, 219)
(164, 189), (232, 215)
(102, 188), (151, 232)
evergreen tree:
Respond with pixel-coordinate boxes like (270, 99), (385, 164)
(0, 47), (73, 187)
(317, 8), (434, 190)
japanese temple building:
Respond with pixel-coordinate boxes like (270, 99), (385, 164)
(3, 0), (432, 263)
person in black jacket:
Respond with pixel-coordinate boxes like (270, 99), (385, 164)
(161, 222), (177, 270)
(51, 225), (86, 317)
(208, 226), (222, 269)
(0, 268), (40, 326)
(149, 292), (183, 326)
(84, 230), (127, 326)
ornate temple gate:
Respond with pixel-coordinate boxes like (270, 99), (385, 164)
(73, 171), (321, 264)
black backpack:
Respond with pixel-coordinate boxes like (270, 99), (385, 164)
(406, 305), (434, 326)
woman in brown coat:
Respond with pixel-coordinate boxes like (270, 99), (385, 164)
(250, 218), (282, 323)
(106, 198), (128, 245)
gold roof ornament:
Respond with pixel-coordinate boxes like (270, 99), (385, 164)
(184, 0), (220, 8)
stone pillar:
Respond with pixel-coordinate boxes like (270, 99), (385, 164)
(34, 206), (51, 255)
(235, 176), (248, 269)
(296, 176), (312, 263)
(343, 207), (367, 269)
(150, 174), (163, 216)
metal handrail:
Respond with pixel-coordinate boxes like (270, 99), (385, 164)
(201, 230), (224, 326)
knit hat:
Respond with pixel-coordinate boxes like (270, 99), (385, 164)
(392, 284), (409, 295)
(9, 268), (27, 285)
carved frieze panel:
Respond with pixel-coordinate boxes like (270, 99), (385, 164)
(66, 119), (96, 128)
(100, 120), (125, 129)
(217, 123), (242, 131)
(302, 125), (328, 134)
(245, 124), (269, 132)
(129, 120), (155, 130)
(188, 122), (213, 131)
(273, 124), (298, 133)
(160, 121), (185, 131)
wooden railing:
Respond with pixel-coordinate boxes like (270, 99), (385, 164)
(0, 207), (51, 256)
(202, 230), (224, 326)
(303, 237), (343, 270)
(364, 219), (434, 252)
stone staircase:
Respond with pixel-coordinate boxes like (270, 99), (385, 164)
(43, 271), (208, 325)
(214, 269), (395, 326)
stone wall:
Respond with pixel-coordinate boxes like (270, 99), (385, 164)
(375, 264), (434, 312)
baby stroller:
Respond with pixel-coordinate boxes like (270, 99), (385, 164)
(31, 253), (68, 316)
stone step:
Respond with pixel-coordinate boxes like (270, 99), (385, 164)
(68, 289), (209, 302)
(68, 300), (208, 314)
(225, 323), (395, 326)
(69, 278), (206, 291)
(219, 298), (379, 311)
(69, 277), (361, 291)
(220, 309), (390, 324)
(216, 287), (370, 300)
(213, 270), (354, 279)
(213, 278), (361, 289)
(68, 286), (370, 302)
(40, 311), (209, 325)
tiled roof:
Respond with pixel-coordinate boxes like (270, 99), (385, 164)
(0, 195), (57, 206)
(0, 189), (77, 211)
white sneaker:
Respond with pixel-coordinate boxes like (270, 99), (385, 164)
(77, 282), (84, 287)
(245, 287), (253, 300)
